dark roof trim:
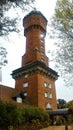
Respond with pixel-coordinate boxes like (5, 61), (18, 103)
(11, 61), (58, 77)
(23, 10), (48, 25)
(49, 108), (71, 116)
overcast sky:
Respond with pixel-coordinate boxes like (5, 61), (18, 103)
(0, 0), (73, 102)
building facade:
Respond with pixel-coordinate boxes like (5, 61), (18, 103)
(0, 11), (58, 110)
(12, 11), (58, 110)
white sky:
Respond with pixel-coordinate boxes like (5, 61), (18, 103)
(0, 0), (73, 102)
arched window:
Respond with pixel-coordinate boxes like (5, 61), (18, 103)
(45, 103), (52, 109)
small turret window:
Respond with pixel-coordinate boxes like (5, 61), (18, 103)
(23, 82), (28, 87)
(41, 52), (45, 56)
(40, 39), (44, 43)
(40, 33), (45, 38)
(41, 45), (44, 49)
(41, 59), (45, 63)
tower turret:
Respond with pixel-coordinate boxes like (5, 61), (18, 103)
(22, 11), (48, 66)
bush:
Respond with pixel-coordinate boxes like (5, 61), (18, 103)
(21, 106), (50, 123)
(20, 106), (50, 129)
(0, 102), (50, 130)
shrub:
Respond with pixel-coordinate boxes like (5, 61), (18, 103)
(0, 102), (50, 130)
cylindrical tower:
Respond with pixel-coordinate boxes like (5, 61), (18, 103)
(22, 11), (49, 66)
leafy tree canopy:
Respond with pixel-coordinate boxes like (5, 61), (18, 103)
(66, 100), (73, 110)
(0, 0), (35, 36)
(50, 0), (73, 87)
(0, 0), (35, 66)
(66, 100), (73, 123)
(57, 99), (66, 109)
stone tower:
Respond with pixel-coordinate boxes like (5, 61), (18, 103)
(12, 11), (58, 110)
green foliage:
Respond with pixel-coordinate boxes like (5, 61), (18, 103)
(50, 0), (73, 87)
(57, 99), (66, 109)
(55, 0), (73, 31)
(21, 106), (50, 129)
(66, 100), (73, 112)
(0, 0), (35, 67)
(5, 103), (19, 126)
(66, 100), (73, 124)
(0, 101), (7, 129)
(0, 0), (34, 5)
(0, 101), (18, 129)
(21, 106), (49, 123)
(0, 102), (50, 130)
(56, 99), (73, 125)
(0, 0), (35, 36)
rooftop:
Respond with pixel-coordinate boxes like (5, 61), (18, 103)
(23, 10), (48, 25)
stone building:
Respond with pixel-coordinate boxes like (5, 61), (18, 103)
(0, 10), (58, 110)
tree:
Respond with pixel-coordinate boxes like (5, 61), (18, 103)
(66, 100), (73, 124)
(57, 99), (66, 109)
(50, 0), (73, 87)
(0, 0), (35, 69)
(0, 101), (19, 129)
(5, 102), (19, 128)
(0, 101), (7, 129)
(0, 47), (7, 67)
(0, 0), (35, 36)
(66, 100), (73, 111)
